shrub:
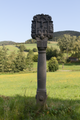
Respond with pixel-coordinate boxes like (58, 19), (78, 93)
(19, 44), (26, 52)
(33, 54), (38, 62)
(48, 57), (59, 72)
(33, 48), (38, 52)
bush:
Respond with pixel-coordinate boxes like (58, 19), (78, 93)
(33, 54), (38, 62)
(48, 57), (59, 72)
(19, 44), (26, 52)
(33, 48), (38, 52)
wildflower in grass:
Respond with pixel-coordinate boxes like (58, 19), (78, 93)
(47, 111), (49, 114)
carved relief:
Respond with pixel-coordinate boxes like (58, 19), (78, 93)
(31, 14), (53, 40)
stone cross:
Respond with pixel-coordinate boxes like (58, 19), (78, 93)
(31, 14), (53, 105)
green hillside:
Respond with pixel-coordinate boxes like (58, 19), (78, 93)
(52, 30), (80, 41)
(0, 45), (19, 54)
(0, 41), (15, 46)
(0, 30), (80, 54)
(0, 42), (58, 55)
(25, 30), (80, 43)
(0, 30), (80, 45)
(54, 30), (80, 37)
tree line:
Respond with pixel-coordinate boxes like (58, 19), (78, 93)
(0, 45), (61, 73)
(0, 31), (80, 46)
(0, 34), (80, 73)
(0, 47), (34, 73)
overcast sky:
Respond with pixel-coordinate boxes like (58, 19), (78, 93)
(0, 0), (80, 42)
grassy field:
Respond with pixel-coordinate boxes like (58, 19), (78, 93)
(0, 42), (58, 55)
(0, 42), (80, 119)
(24, 42), (58, 49)
(0, 71), (80, 120)
(0, 45), (19, 53)
(33, 62), (80, 72)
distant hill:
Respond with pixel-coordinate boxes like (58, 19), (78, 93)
(52, 30), (80, 41)
(54, 30), (80, 37)
(0, 31), (80, 45)
(25, 30), (80, 43)
(0, 41), (16, 46)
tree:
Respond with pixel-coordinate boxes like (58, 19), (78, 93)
(46, 47), (60, 60)
(1, 46), (8, 72)
(0, 49), (3, 72)
(15, 51), (26, 72)
(72, 40), (80, 58)
(8, 51), (16, 72)
(33, 54), (38, 62)
(26, 50), (34, 71)
(58, 34), (75, 58)
(19, 44), (26, 52)
(27, 50), (34, 59)
(77, 36), (80, 41)
(0, 47), (15, 72)
(57, 50), (67, 68)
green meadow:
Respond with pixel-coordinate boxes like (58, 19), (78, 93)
(0, 41), (58, 55)
(0, 42), (80, 119)
(24, 42), (58, 50)
(0, 45), (19, 54)
(0, 70), (80, 120)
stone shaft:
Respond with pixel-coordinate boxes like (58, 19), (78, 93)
(37, 48), (46, 92)
(31, 14), (53, 106)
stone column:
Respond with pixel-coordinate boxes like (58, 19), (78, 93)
(31, 14), (53, 106)
(37, 48), (46, 92)
(36, 38), (48, 105)
(36, 47), (47, 105)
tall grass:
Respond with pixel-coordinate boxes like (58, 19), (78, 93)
(0, 71), (80, 119)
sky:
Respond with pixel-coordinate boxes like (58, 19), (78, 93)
(0, 0), (80, 43)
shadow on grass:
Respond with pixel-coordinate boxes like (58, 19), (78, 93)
(64, 62), (80, 66)
(0, 95), (80, 120)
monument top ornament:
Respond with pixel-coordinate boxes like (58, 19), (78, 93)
(31, 14), (53, 40)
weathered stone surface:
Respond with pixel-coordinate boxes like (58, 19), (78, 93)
(31, 14), (53, 40)
(31, 14), (53, 106)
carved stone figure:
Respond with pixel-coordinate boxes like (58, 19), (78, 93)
(31, 14), (53, 40)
